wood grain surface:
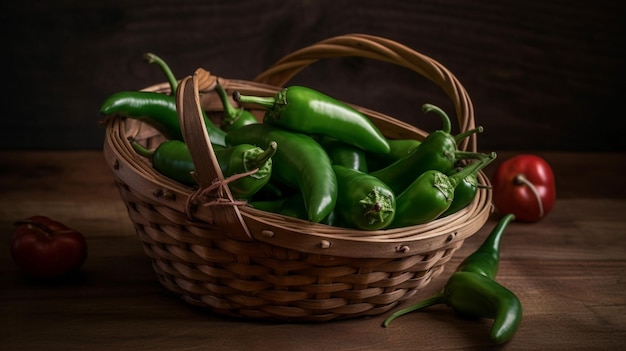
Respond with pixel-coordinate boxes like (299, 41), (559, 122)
(1, 150), (625, 350)
(2, 1), (624, 151)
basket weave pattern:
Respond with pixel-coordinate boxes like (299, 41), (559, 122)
(103, 34), (492, 321)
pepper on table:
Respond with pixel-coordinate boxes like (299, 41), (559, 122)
(491, 154), (556, 222)
(383, 214), (522, 344)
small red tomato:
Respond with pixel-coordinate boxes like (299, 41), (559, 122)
(491, 154), (556, 222)
(9, 216), (88, 280)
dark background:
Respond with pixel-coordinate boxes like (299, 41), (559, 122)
(2, 0), (624, 152)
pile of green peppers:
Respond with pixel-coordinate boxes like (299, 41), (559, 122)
(100, 54), (497, 230)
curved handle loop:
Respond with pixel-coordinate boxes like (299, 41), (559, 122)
(253, 33), (477, 151)
(176, 73), (253, 241)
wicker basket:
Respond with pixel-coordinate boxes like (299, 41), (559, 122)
(102, 34), (492, 322)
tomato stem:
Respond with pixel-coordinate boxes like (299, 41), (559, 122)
(514, 174), (544, 218)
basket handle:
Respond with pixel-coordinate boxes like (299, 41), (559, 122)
(254, 33), (477, 151)
(176, 74), (253, 241)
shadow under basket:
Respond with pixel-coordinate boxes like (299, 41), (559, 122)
(102, 34), (493, 322)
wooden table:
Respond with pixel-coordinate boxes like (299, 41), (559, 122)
(1, 150), (625, 351)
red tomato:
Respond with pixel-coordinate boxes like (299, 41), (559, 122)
(491, 155), (556, 222)
(10, 216), (88, 280)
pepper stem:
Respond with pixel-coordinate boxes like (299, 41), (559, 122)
(455, 126), (484, 144)
(514, 174), (544, 218)
(128, 138), (154, 159)
(422, 103), (452, 134)
(455, 150), (489, 161)
(448, 152), (497, 188)
(246, 141), (278, 170)
(233, 91), (278, 109)
(359, 189), (394, 225)
(382, 292), (446, 327)
(215, 83), (244, 124)
(143, 53), (178, 93)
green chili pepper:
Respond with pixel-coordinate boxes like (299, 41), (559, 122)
(456, 213), (515, 279)
(248, 198), (288, 213)
(144, 52), (179, 93)
(233, 86), (390, 154)
(439, 155), (493, 218)
(249, 192), (338, 226)
(383, 215), (522, 344)
(390, 152), (496, 228)
(100, 91), (228, 146)
(226, 123), (337, 223)
(212, 83), (259, 131)
(214, 141), (277, 199)
(318, 137), (368, 172)
(332, 165), (395, 230)
(250, 181), (285, 201)
(130, 139), (276, 199)
(383, 271), (522, 344)
(277, 193), (310, 220)
(366, 138), (421, 172)
(130, 138), (196, 186)
(370, 104), (484, 194)
(438, 168), (480, 218)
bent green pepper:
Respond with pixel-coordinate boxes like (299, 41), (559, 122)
(383, 214), (521, 344)
(131, 138), (276, 199)
(456, 213), (516, 279)
(234, 86), (390, 154)
(332, 165), (395, 230)
(100, 91), (227, 146)
(226, 123), (337, 223)
(390, 152), (496, 228)
(371, 104), (484, 194)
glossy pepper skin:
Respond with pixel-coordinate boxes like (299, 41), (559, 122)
(214, 83), (259, 131)
(439, 168), (479, 218)
(226, 123), (337, 223)
(491, 155), (556, 222)
(319, 137), (368, 172)
(366, 138), (421, 172)
(131, 139), (276, 199)
(100, 91), (228, 147)
(332, 165), (395, 230)
(370, 104), (484, 195)
(456, 214), (515, 279)
(249, 193), (339, 226)
(439, 153), (493, 218)
(383, 214), (522, 344)
(234, 86), (390, 154)
(390, 152), (496, 228)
